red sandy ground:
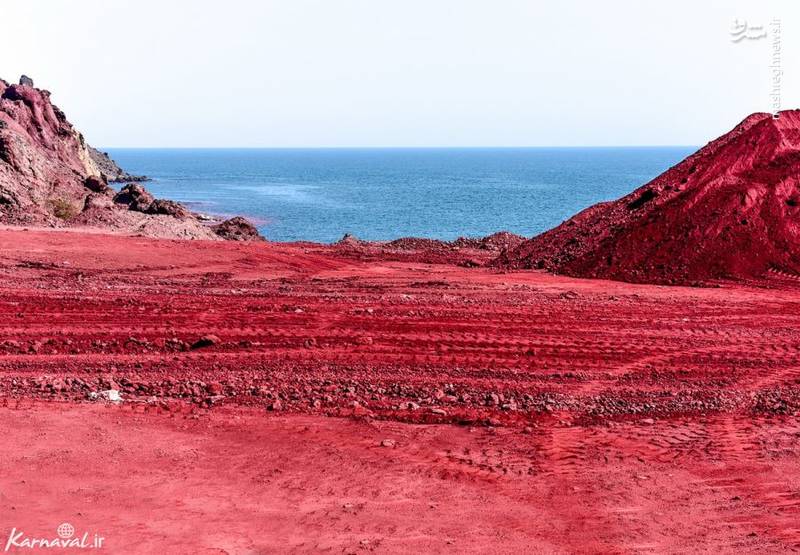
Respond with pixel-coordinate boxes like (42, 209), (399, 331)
(1, 228), (800, 553)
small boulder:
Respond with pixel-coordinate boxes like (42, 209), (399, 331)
(211, 216), (264, 241)
(147, 199), (190, 218)
(19, 75), (34, 87)
(337, 233), (361, 246)
(84, 175), (111, 194)
(191, 335), (221, 349)
(113, 183), (155, 212)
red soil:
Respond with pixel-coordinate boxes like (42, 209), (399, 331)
(498, 110), (800, 285)
(3, 403), (799, 553)
(1, 228), (800, 552)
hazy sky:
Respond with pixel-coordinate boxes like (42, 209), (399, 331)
(2, 0), (798, 147)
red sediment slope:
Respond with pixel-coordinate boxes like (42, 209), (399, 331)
(496, 111), (800, 284)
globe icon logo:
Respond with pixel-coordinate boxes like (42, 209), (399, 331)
(57, 523), (75, 539)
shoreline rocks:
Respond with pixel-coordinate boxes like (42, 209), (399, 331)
(88, 146), (149, 183)
(212, 216), (265, 241)
(0, 74), (263, 242)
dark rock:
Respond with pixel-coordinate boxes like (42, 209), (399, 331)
(19, 75), (34, 87)
(147, 199), (190, 218)
(83, 175), (111, 194)
(191, 335), (221, 349)
(211, 216), (264, 241)
(111, 183), (191, 218)
(337, 233), (361, 246)
(88, 146), (148, 183)
(113, 183), (155, 212)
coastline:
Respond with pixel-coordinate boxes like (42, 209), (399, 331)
(102, 146), (695, 243)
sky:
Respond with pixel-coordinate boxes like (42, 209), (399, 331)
(2, 0), (798, 147)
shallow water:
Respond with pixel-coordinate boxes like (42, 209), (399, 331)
(106, 147), (693, 243)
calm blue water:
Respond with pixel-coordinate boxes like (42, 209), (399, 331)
(105, 148), (693, 243)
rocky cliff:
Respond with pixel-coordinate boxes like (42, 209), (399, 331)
(495, 111), (800, 284)
(88, 146), (148, 183)
(0, 75), (261, 240)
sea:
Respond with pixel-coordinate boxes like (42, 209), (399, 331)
(105, 147), (694, 243)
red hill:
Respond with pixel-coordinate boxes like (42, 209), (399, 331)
(495, 111), (800, 284)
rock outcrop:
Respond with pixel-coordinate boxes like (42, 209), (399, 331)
(88, 146), (148, 183)
(0, 75), (263, 241)
(84, 175), (113, 194)
(495, 111), (800, 284)
(0, 77), (101, 225)
(211, 216), (265, 241)
(113, 183), (156, 212)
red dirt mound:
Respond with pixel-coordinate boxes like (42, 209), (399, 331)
(333, 231), (525, 265)
(496, 111), (800, 284)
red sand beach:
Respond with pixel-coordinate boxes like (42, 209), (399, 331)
(1, 228), (800, 552)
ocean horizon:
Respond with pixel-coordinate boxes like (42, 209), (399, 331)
(106, 146), (695, 243)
